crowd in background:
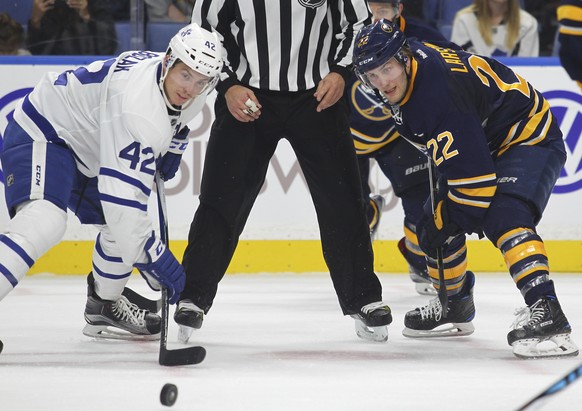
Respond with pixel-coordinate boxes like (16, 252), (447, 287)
(0, 0), (563, 57)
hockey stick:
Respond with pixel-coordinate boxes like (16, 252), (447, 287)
(427, 158), (448, 316)
(155, 172), (206, 366)
(516, 363), (582, 411)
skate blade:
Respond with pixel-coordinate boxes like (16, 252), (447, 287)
(82, 324), (160, 341)
(402, 321), (475, 338)
(512, 333), (580, 359)
(354, 320), (388, 342)
(177, 325), (195, 344)
(415, 282), (437, 296)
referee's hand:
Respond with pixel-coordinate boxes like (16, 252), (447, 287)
(314, 72), (345, 112)
(225, 85), (262, 122)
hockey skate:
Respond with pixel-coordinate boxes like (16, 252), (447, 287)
(351, 301), (392, 342)
(403, 271), (475, 338)
(508, 297), (579, 359)
(174, 299), (204, 344)
(369, 195), (384, 241)
(83, 276), (161, 341)
(397, 237), (436, 296)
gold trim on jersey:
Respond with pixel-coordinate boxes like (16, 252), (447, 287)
(557, 5), (582, 23)
(453, 186), (497, 198)
(399, 58), (418, 106)
(448, 191), (492, 208)
(498, 92), (551, 155)
(447, 173), (497, 186)
(560, 26), (582, 35)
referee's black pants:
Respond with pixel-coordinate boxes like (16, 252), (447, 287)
(181, 88), (384, 315)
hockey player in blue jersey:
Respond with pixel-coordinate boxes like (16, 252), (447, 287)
(349, 0), (452, 296)
(353, 19), (578, 359)
(0, 24), (223, 341)
(557, 0), (582, 91)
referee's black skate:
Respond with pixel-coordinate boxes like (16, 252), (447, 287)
(83, 275), (161, 341)
(508, 297), (579, 359)
(403, 271), (475, 338)
(174, 299), (204, 343)
(351, 301), (392, 342)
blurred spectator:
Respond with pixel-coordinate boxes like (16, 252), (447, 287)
(27, 0), (117, 55)
(451, 0), (539, 56)
(145, 0), (193, 23)
(557, 0), (582, 90)
(402, 0), (427, 21)
(108, 0), (131, 21)
(524, 0), (560, 56)
(0, 12), (31, 55)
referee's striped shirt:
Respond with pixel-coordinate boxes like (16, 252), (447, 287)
(191, 0), (372, 92)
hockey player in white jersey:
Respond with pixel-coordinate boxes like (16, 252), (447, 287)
(0, 23), (223, 341)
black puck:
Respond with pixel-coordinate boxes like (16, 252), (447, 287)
(160, 383), (178, 407)
(0, 340), (3, 354)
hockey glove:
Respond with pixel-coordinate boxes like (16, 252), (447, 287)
(158, 126), (190, 181)
(417, 196), (461, 259)
(134, 232), (185, 304)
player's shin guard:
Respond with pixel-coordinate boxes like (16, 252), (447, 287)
(398, 223), (435, 295)
(91, 230), (132, 300)
(496, 228), (555, 303)
(0, 200), (66, 300)
(425, 236), (468, 298)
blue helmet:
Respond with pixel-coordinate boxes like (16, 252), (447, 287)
(353, 19), (408, 89)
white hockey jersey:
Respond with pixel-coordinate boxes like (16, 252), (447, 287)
(13, 51), (207, 265)
(451, 9), (539, 57)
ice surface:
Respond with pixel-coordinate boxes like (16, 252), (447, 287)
(1, 272), (581, 410)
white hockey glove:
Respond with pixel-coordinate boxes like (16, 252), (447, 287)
(134, 232), (185, 304)
(158, 126), (189, 181)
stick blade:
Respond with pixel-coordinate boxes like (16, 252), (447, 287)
(159, 345), (206, 366)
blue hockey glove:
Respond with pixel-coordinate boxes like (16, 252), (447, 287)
(417, 196), (461, 259)
(158, 126), (190, 181)
(134, 232), (185, 304)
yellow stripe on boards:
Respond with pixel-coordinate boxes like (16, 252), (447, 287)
(26, 239), (582, 275)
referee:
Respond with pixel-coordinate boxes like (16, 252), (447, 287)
(175, 0), (392, 343)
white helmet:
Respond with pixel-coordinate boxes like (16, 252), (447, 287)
(159, 23), (224, 109)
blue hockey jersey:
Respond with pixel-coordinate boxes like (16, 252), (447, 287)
(390, 40), (564, 234)
(348, 16), (448, 156)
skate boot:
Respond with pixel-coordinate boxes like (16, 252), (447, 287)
(398, 237), (436, 296)
(403, 271), (475, 338)
(369, 195), (385, 241)
(174, 299), (204, 343)
(83, 276), (161, 341)
(350, 301), (392, 342)
(508, 297), (579, 359)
